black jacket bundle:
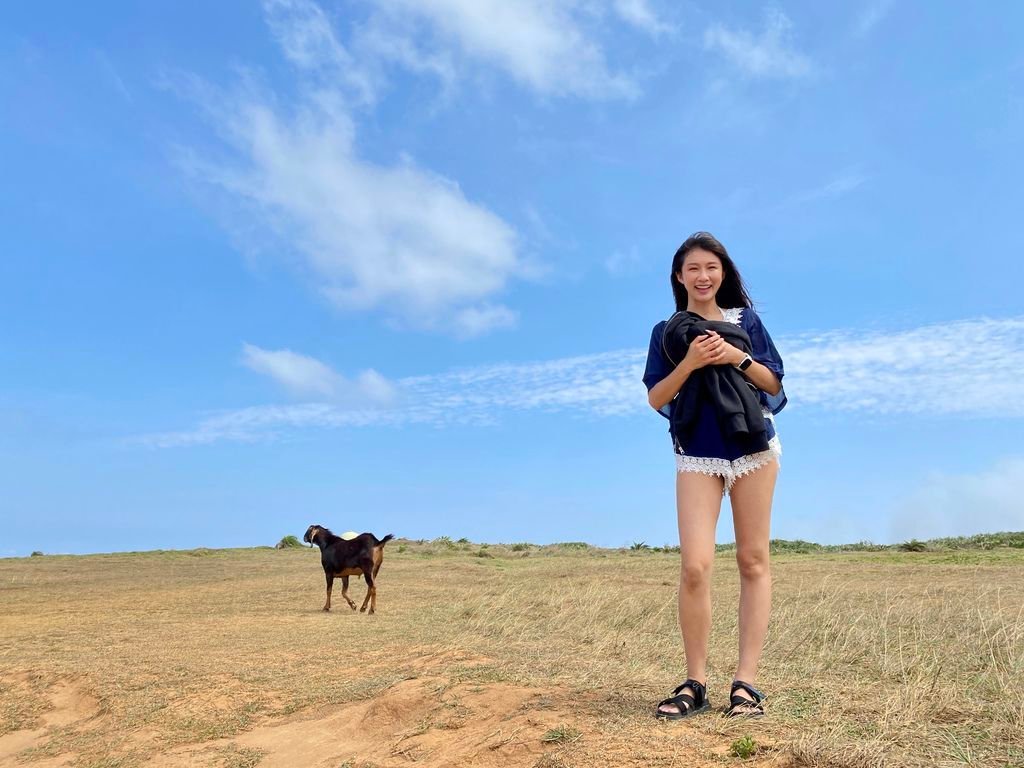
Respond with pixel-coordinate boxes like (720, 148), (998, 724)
(661, 311), (769, 456)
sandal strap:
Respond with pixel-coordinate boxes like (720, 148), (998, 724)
(672, 678), (707, 701)
(659, 693), (696, 712)
(730, 679), (765, 703)
(658, 678), (707, 713)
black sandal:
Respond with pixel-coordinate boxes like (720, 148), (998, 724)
(654, 678), (711, 721)
(725, 679), (765, 718)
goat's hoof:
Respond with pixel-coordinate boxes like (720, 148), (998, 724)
(359, 607), (366, 613)
(322, 607), (330, 612)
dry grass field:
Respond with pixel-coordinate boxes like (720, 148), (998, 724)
(1, 539), (1022, 768)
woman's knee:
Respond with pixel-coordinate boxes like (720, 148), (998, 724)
(735, 547), (770, 580)
(680, 557), (714, 590)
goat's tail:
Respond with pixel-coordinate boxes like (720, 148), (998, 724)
(378, 533), (395, 547)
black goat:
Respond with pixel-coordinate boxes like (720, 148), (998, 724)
(302, 524), (394, 614)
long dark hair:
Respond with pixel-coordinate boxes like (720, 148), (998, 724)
(670, 231), (754, 312)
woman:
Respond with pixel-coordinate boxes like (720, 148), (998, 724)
(643, 232), (787, 720)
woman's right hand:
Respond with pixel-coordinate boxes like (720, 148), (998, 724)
(683, 332), (728, 370)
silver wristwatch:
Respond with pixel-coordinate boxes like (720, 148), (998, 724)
(736, 354), (753, 372)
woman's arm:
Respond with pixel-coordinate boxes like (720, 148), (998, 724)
(648, 332), (728, 410)
(704, 330), (782, 396)
(648, 359), (696, 411)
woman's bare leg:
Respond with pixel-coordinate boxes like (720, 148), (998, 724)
(657, 470), (724, 715)
(729, 459), (778, 708)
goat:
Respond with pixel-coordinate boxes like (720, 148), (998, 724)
(302, 524), (394, 614)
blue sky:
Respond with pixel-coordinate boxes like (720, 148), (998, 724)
(2, 1), (1023, 556)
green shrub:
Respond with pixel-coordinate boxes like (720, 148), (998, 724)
(730, 735), (757, 758)
(899, 539), (927, 552)
(275, 535), (304, 549)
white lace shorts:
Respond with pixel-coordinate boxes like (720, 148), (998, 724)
(676, 434), (782, 497)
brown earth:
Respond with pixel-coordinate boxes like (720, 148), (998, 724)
(1, 542), (1021, 767)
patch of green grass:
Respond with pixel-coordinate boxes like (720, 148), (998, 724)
(730, 735), (757, 758)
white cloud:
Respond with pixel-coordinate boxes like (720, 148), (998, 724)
(890, 457), (1024, 541)
(452, 304), (519, 338)
(241, 343), (397, 406)
(139, 347), (646, 447)
(168, 0), (535, 337)
(367, 0), (639, 99)
(613, 0), (675, 37)
(854, 0), (893, 37)
(784, 316), (1024, 417)
(704, 8), (813, 79)
(176, 76), (524, 334)
(242, 343), (342, 397)
(605, 246), (644, 276)
(140, 315), (1024, 447)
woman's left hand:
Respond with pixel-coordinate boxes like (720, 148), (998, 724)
(705, 331), (745, 366)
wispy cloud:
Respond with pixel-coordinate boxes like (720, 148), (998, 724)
(93, 49), (132, 102)
(704, 8), (813, 79)
(242, 343), (395, 403)
(263, 0), (376, 103)
(785, 316), (1024, 417)
(365, 0), (639, 99)
(772, 168), (868, 211)
(139, 315), (1024, 447)
(140, 347), (644, 447)
(854, 0), (894, 38)
(890, 456), (1024, 541)
(613, 0), (675, 38)
(605, 246), (645, 276)
(171, 1), (527, 336)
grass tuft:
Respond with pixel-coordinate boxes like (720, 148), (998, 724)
(541, 724), (581, 744)
(730, 735), (757, 758)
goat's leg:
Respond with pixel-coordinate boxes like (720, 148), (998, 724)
(323, 572), (334, 612)
(372, 547), (383, 579)
(359, 568), (375, 614)
(341, 575), (357, 610)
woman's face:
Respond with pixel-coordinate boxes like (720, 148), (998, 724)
(677, 248), (723, 302)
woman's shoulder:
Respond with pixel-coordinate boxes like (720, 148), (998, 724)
(732, 304), (764, 328)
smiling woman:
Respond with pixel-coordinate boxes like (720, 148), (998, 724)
(642, 231), (788, 721)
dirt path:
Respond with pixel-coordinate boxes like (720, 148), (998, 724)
(1, 674), (787, 767)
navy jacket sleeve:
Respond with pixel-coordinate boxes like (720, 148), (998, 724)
(743, 308), (787, 415)
(642, 321), (672, 420)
